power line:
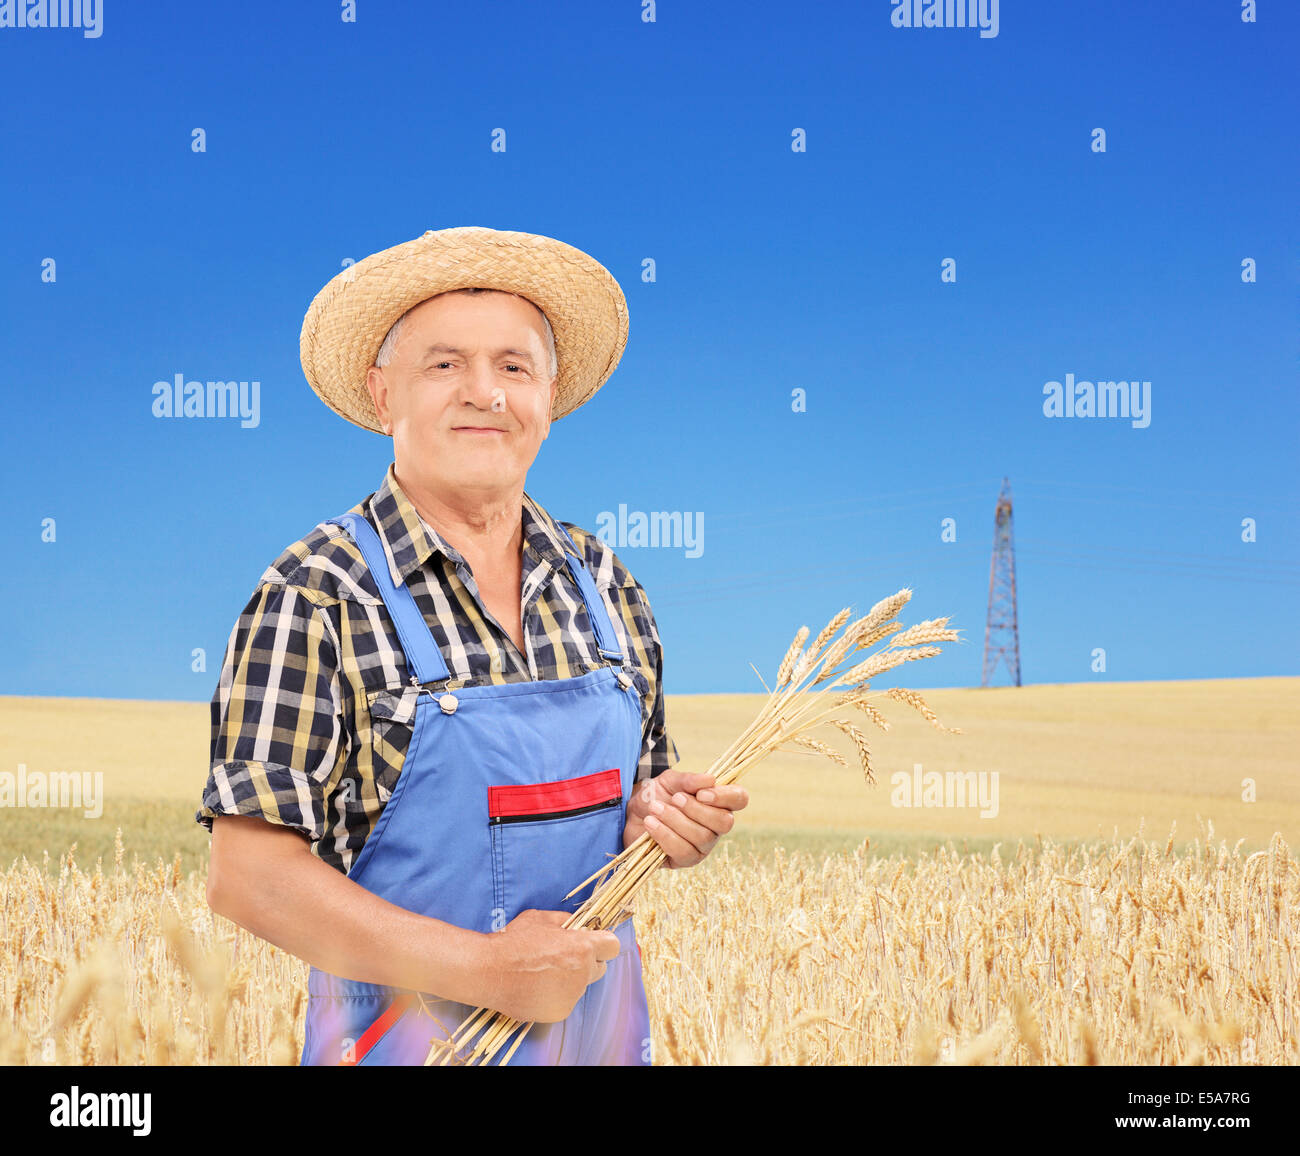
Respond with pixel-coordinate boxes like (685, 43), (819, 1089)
(696, 480), (997, 524)
(645, 545), (1299, 611)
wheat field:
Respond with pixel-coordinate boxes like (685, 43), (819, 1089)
(0, 825), (1295, 1065)
(0, 678), (1296, 1065)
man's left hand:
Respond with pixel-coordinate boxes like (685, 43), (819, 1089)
(622, 770), (749, 869)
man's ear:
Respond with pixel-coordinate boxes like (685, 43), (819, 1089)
(540, 377), (556, 440)
(366, 366), (392, 435)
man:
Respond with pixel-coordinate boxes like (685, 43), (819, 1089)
(196, 225), (748, 1065)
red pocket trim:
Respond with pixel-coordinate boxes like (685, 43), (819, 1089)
(341, 993), (416, 1066)
(488, 768), (622, 819)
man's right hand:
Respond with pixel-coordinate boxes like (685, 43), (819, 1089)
(478, 909), (622, 1023)
(207, 815), (622, 1025)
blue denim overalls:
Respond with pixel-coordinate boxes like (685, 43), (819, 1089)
(298, 511), (653, 1065)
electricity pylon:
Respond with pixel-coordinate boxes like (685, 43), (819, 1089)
(981, 477), (1022, 687)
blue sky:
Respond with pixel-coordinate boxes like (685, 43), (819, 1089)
(1, 0), (1296, 699)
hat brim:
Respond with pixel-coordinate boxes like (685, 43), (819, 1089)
(300, 226), (629, 434)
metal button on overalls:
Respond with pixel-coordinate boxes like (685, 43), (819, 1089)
(298, 512), (653, 1066)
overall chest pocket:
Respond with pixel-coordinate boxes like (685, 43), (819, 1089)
(488, 767), (625, 921)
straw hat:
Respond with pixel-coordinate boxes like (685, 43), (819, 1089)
(300, 225), (629, 434)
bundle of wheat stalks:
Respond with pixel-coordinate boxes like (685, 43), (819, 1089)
(426, 587), (961, 1065)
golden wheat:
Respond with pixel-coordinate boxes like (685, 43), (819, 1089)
(1, 825), (1295, 1065)
(0, 833), (304, 1065)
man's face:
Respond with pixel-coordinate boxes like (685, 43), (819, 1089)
(365, 290), (556, 500)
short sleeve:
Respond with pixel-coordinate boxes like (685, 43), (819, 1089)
(195, 581), (346, 841)
(632, 585), (680, 783)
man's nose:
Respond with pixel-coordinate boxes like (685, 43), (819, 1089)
(455, 358), (503, 408)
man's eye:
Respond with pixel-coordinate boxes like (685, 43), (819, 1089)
(504, 364), (522, 373)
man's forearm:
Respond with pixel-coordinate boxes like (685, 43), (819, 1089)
(206, 815), (492, 1006)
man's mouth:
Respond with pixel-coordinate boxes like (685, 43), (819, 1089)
(453, 426), (506, 434)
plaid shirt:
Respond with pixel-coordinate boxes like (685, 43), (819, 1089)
(195, 463), (679, 875)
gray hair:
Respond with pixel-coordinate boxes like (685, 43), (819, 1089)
(374, 287), (557, 378)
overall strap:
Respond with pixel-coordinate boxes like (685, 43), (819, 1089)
(552, 522), (625, 663)
(329, 513), (451, 685)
